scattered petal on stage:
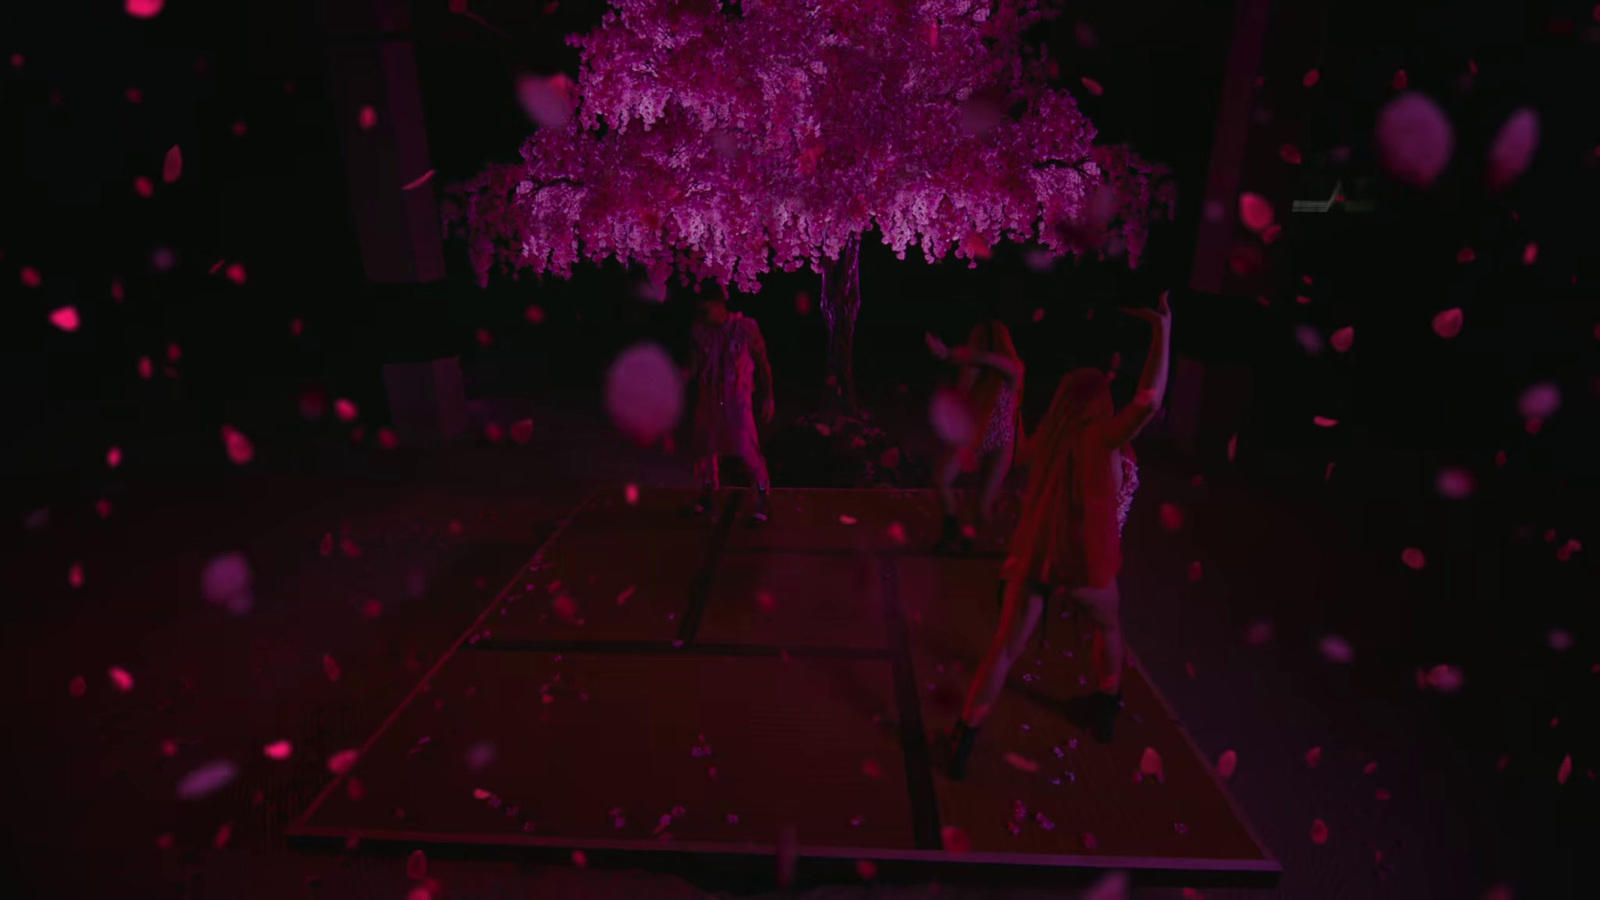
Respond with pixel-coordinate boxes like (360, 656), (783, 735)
(1140, 746), (1164, 780)
(177, 760), (238, 800)
(1004, 752), (1040, 773)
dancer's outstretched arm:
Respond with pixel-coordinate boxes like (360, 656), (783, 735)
(926, 333), (1024, 385)
(1101, 292), (1172, 447)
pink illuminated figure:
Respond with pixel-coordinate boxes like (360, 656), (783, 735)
(449, 1), (1172, 405)
(682, 286), (775, 526)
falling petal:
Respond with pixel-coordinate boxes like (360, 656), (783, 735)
(929, 388), (976, 447)
(1425, 664), (1465, 693)
(327, 749), (360, 775)
(1486, 108), (1539, 191)
(177, 760), (238, 801)
(221, 426), (255, 465)
(201, 552), (253, 613)
(407, 850), (427, 880)
(323, 654), (341, 682)
(1557, 754), (1572, 784)
(1330, 327), (1354, 353)
(604, 343), (684, 445)
(1312, 416), (1338, 428)
(401, 170), (435, 191)
(263, 740), (293, 760)
(1375, 93), (1454, 188)
(1319, 635), (1354, 663)
(1432, 307), (1464, 339)
(162, 145), (183, 183)
(126, 0), (164, 19)
(1216, 750), (1238, 780)
(1139, 747), (1164, 778)
(109, 666), (134, 692)
(1517, 383), (1560, 419)
(49, 306), (80, 332)
(516, 73), (577, 128)
(1238, 192), (1274, 233)
(1302, 68), (1320, 87)
(1310, 818), (1330, 844)
(358, 105), (378, 130)
(1158, 503), (1184, 531)
(1435, 467), (1476, 499)
(1401, 547), (1427, 570)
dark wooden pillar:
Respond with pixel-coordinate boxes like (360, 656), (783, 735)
(321, 0), (464, 445)
(1189, 0), (1274, 295)
(321, 0), (446, 283)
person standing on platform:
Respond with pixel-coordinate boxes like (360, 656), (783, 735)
(946, 293), (1171, 779)
(926, 320), (1025, 552)
(682, 285), (775, 527)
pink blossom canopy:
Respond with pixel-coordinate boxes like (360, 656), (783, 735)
(448, 0), (1174, 292)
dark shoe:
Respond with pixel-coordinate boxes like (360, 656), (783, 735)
(682, 489), (715, 518)
(1089, 690), (1122, 744)
(933, 514), (962, 553)
(747, 490), (770, 527)
(947, 719), (979, 781)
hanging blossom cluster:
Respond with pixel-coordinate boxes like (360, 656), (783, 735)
(445, 0), (1173, 291)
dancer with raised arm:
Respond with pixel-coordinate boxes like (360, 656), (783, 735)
(926, 320), (1025, 553)
(682, 287), (775, 527)
(946, 294), (1171, 779)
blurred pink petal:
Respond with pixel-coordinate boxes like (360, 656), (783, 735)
(108, 666), (134, 692)
(1216, 749), (1238, 780)
(1486, 108), (1539, 191)
(221, 426), (255, 465)
(1517, 383), (1560, 419)
(516, 73), (577, 128)
(1401, 547), (1426, 570)
(327, 749), (360, 775)
(929, 387), (976, 447)
(177, 760), (238, 800)
(1004, 752), (1040, 773)
(940, 825), (971, 854)
(1310, 818), (1329, 844)
(1084, 870), (1129, 900)
(407, 849), (427, 880)
(263, 740), (293, 760)
(358, 105), (378, 130)
(1558, 754), (1572, 784)
(510, 419), (534, 444)
(335, 398), (359, 422)
(49, 306), (80, 332)
(1312, 416), (1338, 428)
(1238, 192), (1274, 233)
(126, 0), (163, 20)
(1319, 635), (1354, 663)
(1139, 747), (1164, 779)
(1432, 307), (1464, 339)
(1330, 326), (1354, 353)
(402, 169), (435, 191)
(605, 343), (684, 445)
(1435, 467), (1475, 499)
(1425, 664), (1464, 693)
(162, 145), (183, 183)
(1375, 93), (1454, 188)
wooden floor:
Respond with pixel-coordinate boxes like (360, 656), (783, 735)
(288, 488), (1279, 885)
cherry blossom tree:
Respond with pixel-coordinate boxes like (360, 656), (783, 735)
(448, 0), (1174, 411)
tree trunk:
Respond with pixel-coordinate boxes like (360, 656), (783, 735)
(820, 236), (862, 414)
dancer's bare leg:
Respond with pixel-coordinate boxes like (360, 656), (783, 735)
(975, 439), (1014, 528)
(1070, 581), (1125, 742)
(961, 578), (1046, 727)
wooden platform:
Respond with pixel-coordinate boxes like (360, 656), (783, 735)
(287, 488), (1279, 886)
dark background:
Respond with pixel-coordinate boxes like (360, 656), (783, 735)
(2, 0), (1596, 894)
